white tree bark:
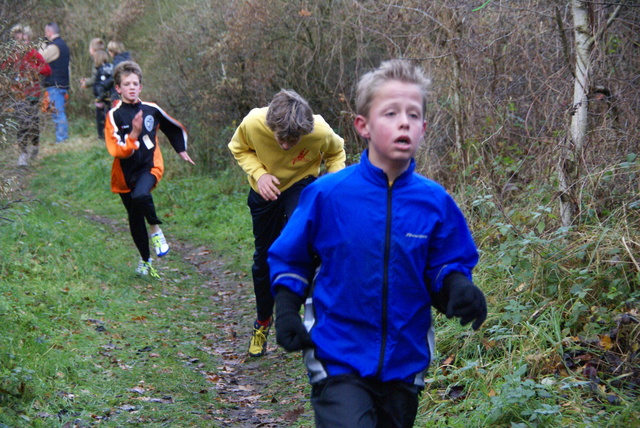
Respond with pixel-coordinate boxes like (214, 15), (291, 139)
(570, 0), (591, 154)
(558, 1), (621, 228)
(558, 0), (592, 227)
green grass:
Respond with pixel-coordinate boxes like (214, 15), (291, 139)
(1, 128), (639, 427)
(0, 133), (304, 427)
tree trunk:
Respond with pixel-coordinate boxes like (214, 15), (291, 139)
(570, 0), (591, 155)
(558, 0), (592, 227)
(557, 1), (621, 228)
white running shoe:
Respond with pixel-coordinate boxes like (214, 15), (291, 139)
(151, 229), (169, 257)
(136, 259), (160, 278)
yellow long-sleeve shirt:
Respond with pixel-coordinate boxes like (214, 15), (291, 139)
(228, 107), (346, 193)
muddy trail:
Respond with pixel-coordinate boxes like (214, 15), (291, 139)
(85, 213), (312, 427)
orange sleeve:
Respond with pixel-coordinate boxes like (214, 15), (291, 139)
(105, 110), (138, 159)
(105, 109), (137, 193)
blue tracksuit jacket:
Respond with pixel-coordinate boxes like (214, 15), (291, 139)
(268, 150), (478, 386)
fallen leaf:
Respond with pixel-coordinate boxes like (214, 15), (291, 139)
(600, 334), (613, 350)
(446, 385), (466, 400)
(119, 404), (138, 412)
(283, 406), (305, 422)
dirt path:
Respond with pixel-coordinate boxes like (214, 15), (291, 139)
(86, 214), (312, 427)
(0, 138), (311, 426)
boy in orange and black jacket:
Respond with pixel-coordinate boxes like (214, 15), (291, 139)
(105, 60), (194, 277)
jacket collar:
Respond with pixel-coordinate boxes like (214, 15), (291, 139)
(359, 149), (416, 187)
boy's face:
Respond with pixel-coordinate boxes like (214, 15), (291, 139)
(275, 136), (301, 151)
(116, 73), (142, 104)
(354, 80), (426, 175)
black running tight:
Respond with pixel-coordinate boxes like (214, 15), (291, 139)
(119, 172), (162, 261)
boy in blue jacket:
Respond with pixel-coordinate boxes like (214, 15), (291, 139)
(268, 59), (487, 428)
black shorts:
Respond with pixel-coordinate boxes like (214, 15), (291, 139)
(311, 374), (422, 428)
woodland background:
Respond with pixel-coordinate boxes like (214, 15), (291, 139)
(2, 0), (639, 203)
(1, 0), (640, 427)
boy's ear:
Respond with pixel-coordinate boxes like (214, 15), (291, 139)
(353, 115), (370, 140)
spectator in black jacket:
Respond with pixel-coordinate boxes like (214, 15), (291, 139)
(39, 22), (70, 143)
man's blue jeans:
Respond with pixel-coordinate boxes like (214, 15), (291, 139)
(46, 87), (68, 143)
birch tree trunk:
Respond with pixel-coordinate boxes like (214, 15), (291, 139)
(558, 0), (591, 228)
(570, 1), (591, 154)
(558, 1), (621, 228)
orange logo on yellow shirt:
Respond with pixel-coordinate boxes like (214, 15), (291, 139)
(292, 148), (309, 165)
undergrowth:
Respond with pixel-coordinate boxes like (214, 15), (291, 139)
(416, 169), (640, 427)
(1, 129), (639, 427)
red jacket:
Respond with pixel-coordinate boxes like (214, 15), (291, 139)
(5, 48), (51, 99)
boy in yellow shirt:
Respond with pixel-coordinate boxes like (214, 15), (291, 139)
(228, 89), (346, 357)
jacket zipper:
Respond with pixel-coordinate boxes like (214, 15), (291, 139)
(377, 182), (393, 376)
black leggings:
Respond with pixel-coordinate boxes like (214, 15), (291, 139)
(119, 172), (162, 261)
(248, 176), (315, 322)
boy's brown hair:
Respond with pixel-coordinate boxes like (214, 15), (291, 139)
(113, 60), (142, 86)
(93, 49), (109, 67)
(266, 89), (314, 144)
(90, 38), (105, 53)
(355, 59), (431, 118)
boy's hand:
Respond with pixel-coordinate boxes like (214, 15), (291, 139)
(275, 287), (313, 352)
(257, 174), (281, 201)
(129, 110), (143, 142)
(179, 151), (195, 165)
(440, 272), (487, 331)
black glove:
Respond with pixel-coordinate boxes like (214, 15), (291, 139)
(432, 272), (487, 331)
(275, 287), (314, 352)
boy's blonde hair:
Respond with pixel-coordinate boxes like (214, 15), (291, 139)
(11, 24), (33, 41)
(355, 59), (431, 118)
(107, 40), (125, 55)
(113, 60), (142, 86)
(93, 49), (109, 67)
(10, 24), (23, 39)
(90, 38), (105, 53)
(266, 89), (314, 143)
